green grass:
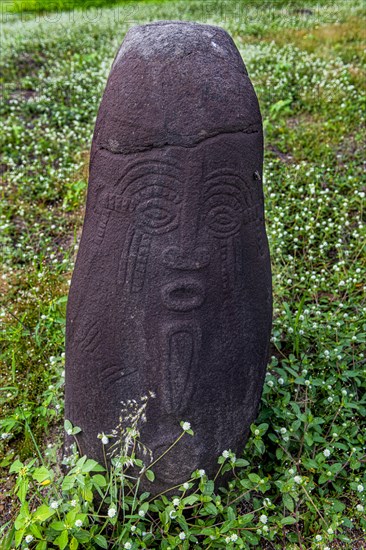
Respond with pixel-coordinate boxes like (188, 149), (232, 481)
(1, 0), (365, 548)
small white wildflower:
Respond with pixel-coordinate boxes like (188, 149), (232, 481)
(315, 534), (322, 541)
(25, 535), (34, 543)
(323, 449), (331, 457)
(356, 504), (364, 512)
(304, 379), (311, 386)
(75, 519), (82, 527)
(293, 476), (302, 484)
(1, 433), (12, 440)
(173, 498), (180, 507)
(138, 509), (146, 517)
(259, 514), (268, 524)
(50, 501), (59, 509)
(101, 435), (109, 445)
(230, 533), (238, 541)
(66, 429), (72, 436)
(278, 377), (284, 385)
(182, 421), (191, 431)
(198, 469), (205, 477)
(169, 510), (177, 519)
(225, 536), (231, 543)
(327, 397), (333, 403)
(280, 428), (287, 434)
(332, 433), (338, 438)
(108, 507), (117, 518)
(342, 389), (347, 396)
(222, 450), (230, 458)
(130, 525), (136, 532)
(262, 525), (268, 532)
(267, 380), (274, 387)
(357, 484), (364, 492)
(327, 527), (334, 534)
(289, 468), (295, 475)
(70, 500), (77, 507)
(254, 429), (260, 436)
(263, 498), (271, 507)
(182, 482), (189, 490)
(178, 532), (186, 540)
(124, 543), (132, 549)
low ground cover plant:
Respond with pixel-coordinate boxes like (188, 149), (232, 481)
(1, 0), (365, 547)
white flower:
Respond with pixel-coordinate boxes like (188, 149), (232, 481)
(327, 527), (334, 534)
(198, 469), (205, 477)
(75, 519), (83, 527)
(130, 525), (136, 532)
(278, 378), (284, 385)
(173, 498), (180, 507)
(138, 509), (145, 517)
(25, 535), (34, 543)
(327, 397), (333, 403)
(288, 468), (295, 475)
(178, 532), (186, 540)
(70, 500), (77, 507)
(50, 501), (59, 509)
(225, 537), (231, 544)
(293, 476), (302, 484)
(124, 543), (132, 549)
(222, 450), (230, 458)
(66, 429), (72, 436)
(315, 534), (322, 541)
(263, 498), (271, 507)
(182, 422), (191, 431)
(323, 449), (331, 457)
(254, 429), (260, 436)
(1, 433), (12, 440)
(101, 435), (109, 445)
(259, 514), (268, 524)
(280, 428), (287, 434)
(357, 484), (364, 492)
(182, 482), (189, 490)
(169, 510), (177, 519)
(108, 507), (117, 518)
(267, 380), (274, 387)
(230, 533), (238, 541)
(356, 504), (364, 512)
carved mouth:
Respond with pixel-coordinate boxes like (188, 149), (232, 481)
(161, 280), (205, 312)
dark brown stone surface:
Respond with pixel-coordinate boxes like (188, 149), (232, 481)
(65, 21), (272, 494)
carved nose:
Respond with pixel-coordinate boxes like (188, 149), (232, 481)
(162, 246), (210, 270)
(161, 280), (205, 312)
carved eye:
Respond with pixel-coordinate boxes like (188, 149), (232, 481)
(204, 193), (243, 238)
(136, 198), (179, 235)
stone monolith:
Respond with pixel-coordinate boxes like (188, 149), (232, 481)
(65, 21), (272, 494)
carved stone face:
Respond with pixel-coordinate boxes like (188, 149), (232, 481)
(65, 21), (272, 493)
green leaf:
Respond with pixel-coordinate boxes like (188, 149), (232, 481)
(10, 460), (23, 474)
(14, 528), (25, 548)
(92, 474), (107, 487)
(235, 459), (249, 467)
(94, 534), (108, 549)
(248, 473), (261, 484)
(182, 495), (199, 505)
(70, 537), (79, 550)
(50, 521), (66, 531)
(145, 469), (155, 482)
(36, 542), (47, 550)
(203, 502), (218, 515)
(283, 493), (294, 512)
(61, 475), (75, 491)
(33, 466), (53, 483)
(281, 516), (297, 525)
(33, 504), (55, 522)
(54, 530), (68, 550)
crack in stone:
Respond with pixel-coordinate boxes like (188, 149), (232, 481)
(97, 125), (261, 155)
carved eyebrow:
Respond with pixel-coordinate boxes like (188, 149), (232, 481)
(203, 169), (246, 196)
(115, 159), (182, 189)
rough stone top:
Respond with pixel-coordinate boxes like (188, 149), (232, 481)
(94, 21), (261, 154)
(113, 21), (247, 72)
